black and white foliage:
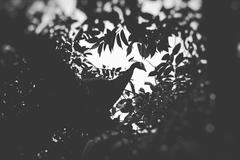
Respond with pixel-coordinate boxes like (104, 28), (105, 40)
(0, 0), (215, 160)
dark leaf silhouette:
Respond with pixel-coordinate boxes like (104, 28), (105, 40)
(127, 45), (132, 56)
(156, 63), (168, 71)
(109, 29), (117, 52)
(162, 54), (171, 61)
(172, 43), (181, 55)
(103, 42), (107, 51)
(164, 66), (174, 75)
(128, 57), (134, 62)
(84, 52), (92, 56)
(75, 29), (83, 41)
(175, 52), (184, 66)
(120, 30), (128, 46)
(158, 63), (169, 75)
(98, 43), (103, 56)
(129, 81), (136, 95)
(74, 42), (88, 52)
(91, 42), (100, 49)
(148, 71), (158, 77)
(116, 34), (122, 48)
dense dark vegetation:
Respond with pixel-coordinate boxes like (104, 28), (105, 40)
(0, 0), (238, 160)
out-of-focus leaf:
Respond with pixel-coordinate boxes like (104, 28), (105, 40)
(109, 32), (116, 52)
(141, 12), (153, 20)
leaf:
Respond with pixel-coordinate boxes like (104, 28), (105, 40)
(116, 34), (122, 48)
(172, 43), (181, 55)
(129, 81), (136, 95)
(84, 52), (92, 56)
(158, 63), (168, 75)
(103, 42), (107, 51)
(175, 52), (184, 66)
(156, 63), (167, 71)
(127, 45), (132, 56)
(90, 42), (100, 49)
(120, 30), (128, 46)
(98, 43), (103, 56)
(164, 66), (173, 76)
(75, 29), (83, 41)
(109, 32), (116, 52)
(128, 57), (134, 62)
(148, 71), (157, 77)
(162, 54), (170, 60)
